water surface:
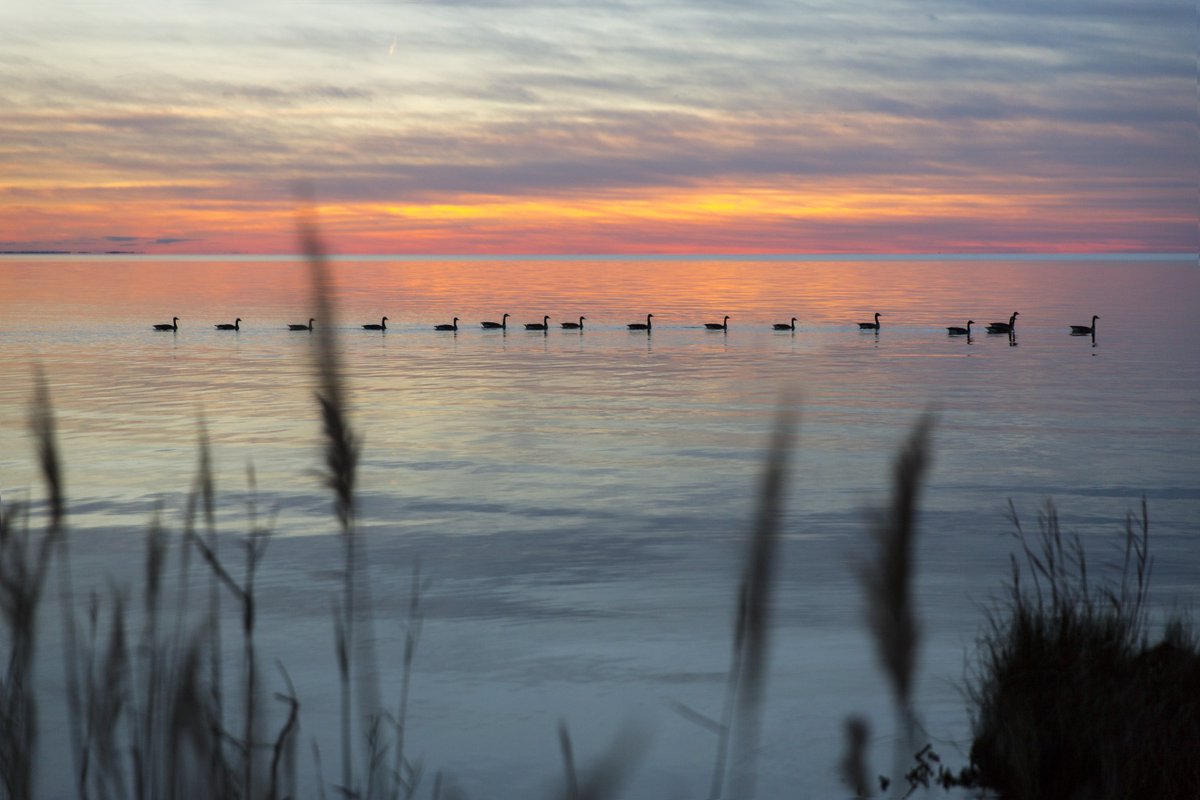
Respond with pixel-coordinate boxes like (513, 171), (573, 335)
(1, 256), (1196, 798)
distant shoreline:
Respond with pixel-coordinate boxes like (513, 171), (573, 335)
(0, 250), (143, 255)
(0, 251), (1193, 262)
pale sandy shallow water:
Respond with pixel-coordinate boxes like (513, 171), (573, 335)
(1, 255), (1197, 798)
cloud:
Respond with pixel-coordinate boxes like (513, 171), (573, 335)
(0, 0), (1193, 252)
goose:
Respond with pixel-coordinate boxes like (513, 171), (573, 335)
(481, 313), (509, 330)
(773, 317), (797, 331)
(986, 312), (1019, 334)
(215, 318), (241, 331)
(947, 320), (974, 336)
(705, 315), (730, 331)
(858, 313), (881, 330)
(561, 316), (585, 330)
(434, 317), (459, 331)
(524, 315), (550, 331)
(288, 318), (314, 331)
(1070, 315), (1098, 335)
(627, 314), (653, 331)
(153, 317), (179, 332)
(363, 316), (388, 331)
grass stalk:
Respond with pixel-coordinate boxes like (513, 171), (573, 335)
(860, 413), (933, 795)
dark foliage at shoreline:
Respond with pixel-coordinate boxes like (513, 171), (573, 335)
(964, 503), (1200, 800)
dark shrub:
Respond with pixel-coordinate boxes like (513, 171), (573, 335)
(968, 503), (1200, 800)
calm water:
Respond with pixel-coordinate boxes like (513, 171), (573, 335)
(1, 256), (1198, 798)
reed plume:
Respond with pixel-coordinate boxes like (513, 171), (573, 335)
(299, 211), (384, 798)
(860, 413), (933, 794)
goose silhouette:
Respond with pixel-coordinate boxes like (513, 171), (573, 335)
(773, 318), (797, 331)
(288, 318), (314, 331)
(561, 316), (585, 329)
(363, 316), (388, 330)
(524, 316), (550, 331)
(858, 313), (881, 330)
(434, 318), (459, 331)
(986, 312), (1019, 334)
(1070, 315), (1098, 335)
(705, 315), (730, 331)
(153, 317), (179, 332)
(481, 313), (509, 330)
(947, 320), (974, 336)
(215, 318), (241, 331)
(628, 314), (653, 331)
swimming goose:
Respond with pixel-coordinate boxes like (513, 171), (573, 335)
(561, 316), (585, 329)
(215, 318), (241, 331)
(628, 314), (653, 331)
(524, 316), (550, 331)
(773, 317), (797, 331)
(153, 317), (179, 331)
(947, 320), (974, 336)
(434, 317), (459, 331)
(705, 315), (730, 331)
(858, 313), (881, 330)
(986, 312), (1019, 334)
(481, 313), (509, 330)
(363, 316), (388, 330)
(1070, 315), (1098, 335)
(288, 318), (314, 331)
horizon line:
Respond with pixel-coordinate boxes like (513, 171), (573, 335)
(2, 251), (1195, 263)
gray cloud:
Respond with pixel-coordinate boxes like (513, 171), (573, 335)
(0, 0), (1193, 250)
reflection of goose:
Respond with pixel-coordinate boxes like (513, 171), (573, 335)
(628, 314), (653, 331)
(363, 316), (388, 330)
(858, 313), (881, 330)
(434, 317), (459, 331)
(1070, 315), (1098, 335)
(215, 318), (241, 331)
(705, 315), (730, 331)
(561, 316), (585, 329)
(289, 318), (314, 331)
(525, 315), (550, 331)
(773, 317), (797, 331)
(986, 312), (1019, 334)
(153, 317), (179, 331)
(481, 313), (509, 330)
(947, 320), (974, 336)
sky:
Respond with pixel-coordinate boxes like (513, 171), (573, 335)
(0, 1), (1194, 255)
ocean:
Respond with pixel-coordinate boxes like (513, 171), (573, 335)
(1, 254), (1197, 798)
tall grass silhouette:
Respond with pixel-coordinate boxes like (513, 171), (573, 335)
(966, 501), (1200, 799)
(860, 413), (932, 796)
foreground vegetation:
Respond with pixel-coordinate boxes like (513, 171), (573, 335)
(965, 502), (1200, 799)
(2, 234), (1195, 799)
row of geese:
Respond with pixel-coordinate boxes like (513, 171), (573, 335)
(153, 311), (1100, 336)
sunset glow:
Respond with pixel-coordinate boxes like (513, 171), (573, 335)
(1, 2), (1193, 254)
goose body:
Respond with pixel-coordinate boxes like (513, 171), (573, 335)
(705, 315), (730, 331)
(561, 316), (585, 329)
(363, 316), (388, 330)
(215, 318), (241, 331)
(153, 317), (179, 331)
(288, 318), (314, 331)
(481, 313), (509, 330)
(858, 312), (881, 330)
(947, 320), (974, 336)
(524, 315), (550, 331)
(434, 317), (459, 331)
(628, 314), (653, 331)
(773, 317), (797, 331)
(986, 312), (1019, 334)
(1070, 315), (1099, 335)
